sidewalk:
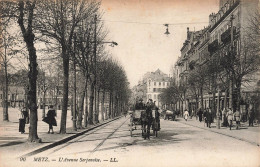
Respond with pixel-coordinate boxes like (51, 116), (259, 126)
(176, 117), (260, 146)
(0, 108), (121, 158)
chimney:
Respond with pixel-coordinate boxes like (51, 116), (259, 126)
(209, 13), (215, 26)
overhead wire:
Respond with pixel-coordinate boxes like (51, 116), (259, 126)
(99, 19), (208, 26)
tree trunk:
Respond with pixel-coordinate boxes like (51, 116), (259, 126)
(55, 86), (59, 110)
(235, 80), (242, 113)
(101, 90), (105, 121)
(42, 90), (46, 119)
(72, 60), (77, 131)
(77, 82), (86, 129)
(109, 92), (112, 119)
(88, 81), (94, 125)
(224, 89), (228, 109)
(95, 89), (100, 123)
(3, 44), (8, 121)
(229, 75), (233, 111)
(83, 79), (88, 127)
(212, 75), (216, 119)
(60, 52), (69, 134)
(200, 86), (204, 111)
(18, 1), (40, 142)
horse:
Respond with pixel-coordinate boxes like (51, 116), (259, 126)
(140, 108), (153, 139)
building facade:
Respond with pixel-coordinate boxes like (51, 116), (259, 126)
(146, 69), (171, 108)
(174, 0), (259, 114)
(132, 69), (171, 108)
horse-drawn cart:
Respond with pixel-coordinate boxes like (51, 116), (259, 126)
(129, 109), (160, 139)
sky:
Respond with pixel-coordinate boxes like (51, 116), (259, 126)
(100, 0), (219, 87)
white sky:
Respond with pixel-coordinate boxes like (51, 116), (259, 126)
(100, 0), (219, 87)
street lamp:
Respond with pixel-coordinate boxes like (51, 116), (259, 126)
(164, 24), (170, 35)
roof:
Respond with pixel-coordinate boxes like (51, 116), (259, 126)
(144, 69), (171, 82)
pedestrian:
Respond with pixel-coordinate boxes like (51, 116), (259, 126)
(155, 107), (161, 130)
(18, 107), (27, 134)
(197, 108), (203, 122)
(203, 109), (208, 127)
(248, 107), (255, 127)
(222, 108), (227, 127)
(191, 109), (194, 119)
(233, 110), (241, 130)
(226, 108), (233, 130)
(43, 105), (57, 134)
(206, 108), (212, 128)
(184, 109), (189, 121)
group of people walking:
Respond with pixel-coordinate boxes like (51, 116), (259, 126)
(195, 108), (213, 128)
(192, 106), (256, 130)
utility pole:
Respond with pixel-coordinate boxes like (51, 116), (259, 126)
(229, 14), (234, 111)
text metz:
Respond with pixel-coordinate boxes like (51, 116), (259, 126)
(34, 157), (49, 162)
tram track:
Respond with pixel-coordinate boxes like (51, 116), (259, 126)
(90, 117), (130, 154)
(21, 116), (124, 157)
(44, 117), (130, 156)
(47, 119), (120, 155)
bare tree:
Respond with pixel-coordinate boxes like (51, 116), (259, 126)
(34, 0), (100, 133)
(16, 0), (41, 142)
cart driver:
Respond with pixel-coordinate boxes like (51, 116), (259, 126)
(146, 99), (154, 118)
(135, 99), (145, 110)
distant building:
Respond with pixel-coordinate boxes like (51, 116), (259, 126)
(145, 69), (171, 108)
(132, 69), (171, 108)
(0, 85), (25, 108)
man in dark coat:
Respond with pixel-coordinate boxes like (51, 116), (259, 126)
(248, 108), (255, 127)
(197, 108), (203, 122)
(205, 108), (213, 128)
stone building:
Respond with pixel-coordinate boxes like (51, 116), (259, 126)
(174, 0), (259, 114)
(131, 69), (171, 108)
(145, 69), (171, 108)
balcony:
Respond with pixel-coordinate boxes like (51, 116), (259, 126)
(221, 27), (237, 44)
(208, 39), (219, 54)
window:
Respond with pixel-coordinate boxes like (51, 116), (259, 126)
(154, 82), (156, 86)
(154, 94), (157, 99)
(163, 82), (165, 86)
(0, 94), (2, 99)
(159, 82), (161, 86)
(153, 88), (156, 92)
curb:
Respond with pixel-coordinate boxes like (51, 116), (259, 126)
(20, 116), (123, 158)
(179, 120), (260, 147)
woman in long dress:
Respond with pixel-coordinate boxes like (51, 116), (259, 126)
(184, 109), (189, 121)
(43, 105), (57, 134)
